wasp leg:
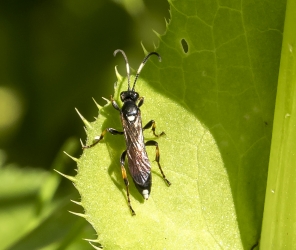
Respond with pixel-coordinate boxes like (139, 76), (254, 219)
(82, 128), (123, 149)
(138, 97), (144, 108)
(143, 120), (165, 137)
(111, 96), (121, 111)
(120, 150), (136, 215)
(145, 140), (171, 186)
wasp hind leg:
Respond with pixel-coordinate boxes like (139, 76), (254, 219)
(143, 120), (165, 137)
(145, 140), (171, 186)
(82, 128), (123, 149)
(120, 150), (136, 215)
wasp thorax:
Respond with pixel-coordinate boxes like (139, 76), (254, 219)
(122, 101), (139, 122)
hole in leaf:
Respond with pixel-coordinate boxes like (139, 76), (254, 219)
(181, 39), (188, 53)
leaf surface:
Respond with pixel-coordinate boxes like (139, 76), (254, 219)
(75, 0), (286, 249)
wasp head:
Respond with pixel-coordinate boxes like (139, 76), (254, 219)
(120, 91), (139, 103)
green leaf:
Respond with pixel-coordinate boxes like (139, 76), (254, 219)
(0, 139), (94, 250)
(76, 76), (241, 249)
(74, 0), (286, 249)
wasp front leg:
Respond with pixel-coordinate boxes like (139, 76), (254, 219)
(138, 96), (144, 108)
(111, 95), (121, 112)
(145, 140), (171, 186)
(82, 128), (123, 149)
(143, 120), (165, 137)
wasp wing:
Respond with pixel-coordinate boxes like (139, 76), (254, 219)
(121, 111), (151, 186)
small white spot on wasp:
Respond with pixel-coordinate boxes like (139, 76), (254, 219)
(94, 136), (100, 140)
(142, 189), (149, 200)
(127, 115), (135, 121)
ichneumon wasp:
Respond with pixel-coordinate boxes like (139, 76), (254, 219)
(82, 50), (171, 215)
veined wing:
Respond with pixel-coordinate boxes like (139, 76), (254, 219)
(121, 111), (151, 185)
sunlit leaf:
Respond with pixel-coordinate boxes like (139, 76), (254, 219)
(74, 0), (286, 249)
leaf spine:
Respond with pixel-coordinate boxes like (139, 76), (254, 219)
(54, 169), (76, 182)
(75, 108), (92, 129)
(92, 97), (102, 110)
(70, 199), (82, 206)
(141, 42), (149, 55)
(88, 242), (103, 250)
(63, 151), (79, 162)
(101, 97), (110, 104)
(115, 66), (123, 81)
(68, 210), (87, 218)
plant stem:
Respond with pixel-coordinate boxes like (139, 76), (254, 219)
(261, 0), (296, 248)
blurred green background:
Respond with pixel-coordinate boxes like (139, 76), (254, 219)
(0, 1), (169, 249)
(0, 0), (169, 167)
